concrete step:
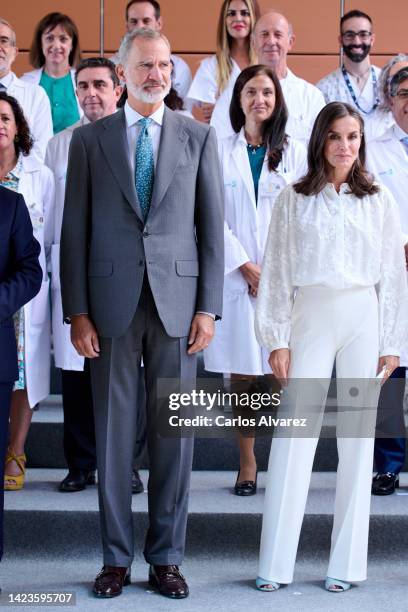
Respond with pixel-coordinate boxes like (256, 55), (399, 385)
(4, 470), (408, 558)
(1, 554), (406, 612)
(27, 397), (408, 472)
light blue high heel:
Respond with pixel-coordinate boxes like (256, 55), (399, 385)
(256, 576), (280, 592)
(325, 577), (351, 592)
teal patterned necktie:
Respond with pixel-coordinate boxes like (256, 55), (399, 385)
(401, 136), (408, 156)
(135, 117), (154, 221)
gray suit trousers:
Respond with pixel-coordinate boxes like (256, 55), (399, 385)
(90, 276), (196, 567)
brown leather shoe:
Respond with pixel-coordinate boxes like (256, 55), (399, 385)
(93, 566), (131, 598)
(148, 565), (189, 599)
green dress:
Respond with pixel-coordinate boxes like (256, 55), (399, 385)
(247, 144), (267, 203)
(39, 70), (80, 134)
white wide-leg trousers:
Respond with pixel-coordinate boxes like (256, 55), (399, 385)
(258, 286), (380, 584)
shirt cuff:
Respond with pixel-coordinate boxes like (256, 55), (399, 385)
(196, 311), (216, 320)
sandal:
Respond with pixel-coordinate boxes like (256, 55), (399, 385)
(255, 576), (280, 591)
(325, 577), (351, 592)
(4, 447), (26, 491)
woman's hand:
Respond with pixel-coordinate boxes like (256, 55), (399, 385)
(377, 355), (400, 386)
(269, 349), (291, 386)
(239, 262), (261, 290)
(200, 102), (215, 123)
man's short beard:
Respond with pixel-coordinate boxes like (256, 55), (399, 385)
(126, 79), (171, 104)
(343, 43), (371, 63)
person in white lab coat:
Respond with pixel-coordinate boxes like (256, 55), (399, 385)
(367, 66), (408, 496)
(187, 0), (260, 123)
(110, 1), (193, 107)
(0, 93), (54, 491)
(21, 12), (82, 134)
(210, 11), (325, 143)
(45, 57), (122, 493)
(316, 9), (391, 142)
(254, 101), (407, 593)
(0, 18), (53, 162)
(204, 65), (307, 495)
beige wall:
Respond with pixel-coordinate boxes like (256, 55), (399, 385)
(3, 1), (407, 82)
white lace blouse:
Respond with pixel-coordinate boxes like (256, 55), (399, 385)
(255, 183), (408, 357)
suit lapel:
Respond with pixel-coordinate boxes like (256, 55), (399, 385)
(149, 107), (189, 215)
(98, 110), (144, 222)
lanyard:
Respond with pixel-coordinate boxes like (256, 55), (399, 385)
(341, 65), (380, 115)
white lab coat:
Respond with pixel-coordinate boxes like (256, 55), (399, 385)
(204, 129), (307, 375)
(367, 124), (408, 366)
(45, 117), (88, 371)
(211, 68), (325, 145)
(316, 66), (394, 142)
(21, 68), (83, 119)
(6, 72), (53, 163)
(187, 55), (241, 105)
(15, 155), (54, 407)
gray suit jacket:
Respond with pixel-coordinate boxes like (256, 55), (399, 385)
(60, 107), (224, 338)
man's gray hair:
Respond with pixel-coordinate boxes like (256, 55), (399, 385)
(118, 28), (170, 66)
(0, 18), (16, 46)
(378, 53), (408, 109)
(390, 67), (408, 98)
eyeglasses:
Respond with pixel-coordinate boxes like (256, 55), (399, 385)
(0, 36), (14, 48)
(342, 30), (372, 42)
(226, 9), (250, 18)
(392, 89), (408, 100)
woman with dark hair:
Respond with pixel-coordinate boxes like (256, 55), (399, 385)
(254, 101), (408, 592)
(0, 92), (54, 490)
(204, 65), (307, 494)
(21, 12), (82, 133)
(187, 0), (260, 123)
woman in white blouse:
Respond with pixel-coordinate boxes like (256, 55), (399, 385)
(204, 65), (307, 495)
(187, 0), (259, 123)
(254, 102), (408, 593)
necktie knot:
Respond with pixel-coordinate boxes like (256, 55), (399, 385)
(138, 117), (152, 129)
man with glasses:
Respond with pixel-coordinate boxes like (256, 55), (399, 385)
(0, 18), (52, 162)
(317, 9), (385, 141)
(366, 66), (408, 495)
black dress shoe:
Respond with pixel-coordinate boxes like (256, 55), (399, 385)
(148, 565), (189, 599)
(93, 566), (130, 598)
(58, 469), (96, 492)
(234, 470), (257, 496)
(372, 472), (399, 496)
(132, 469), (144, 494)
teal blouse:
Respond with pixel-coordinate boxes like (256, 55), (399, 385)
(247, 145), (267, 203)
(39, 71), (80, 134)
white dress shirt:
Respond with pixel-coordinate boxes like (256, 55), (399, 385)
(124, 100), (164, 171)
(255, 183), (408, 357)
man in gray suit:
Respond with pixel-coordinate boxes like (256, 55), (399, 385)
(60, 28), (224, 600)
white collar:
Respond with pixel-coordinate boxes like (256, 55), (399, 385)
(392, 122), (408, 141)
(124, 101), (165, 128)
(0, 72), (13, 88)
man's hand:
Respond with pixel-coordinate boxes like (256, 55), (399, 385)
(200, 102), (215, 123)
(70, 314), (100, 358)
(187, 313), (215, 354)
(269, 348), (291, 386)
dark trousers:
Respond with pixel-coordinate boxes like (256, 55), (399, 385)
(90, 277), (196, 566)
(0, 383), (12, 561)
(61, 361), (96, 472)
(61, 361), (147, 472)
(374, 366), (406, 474)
